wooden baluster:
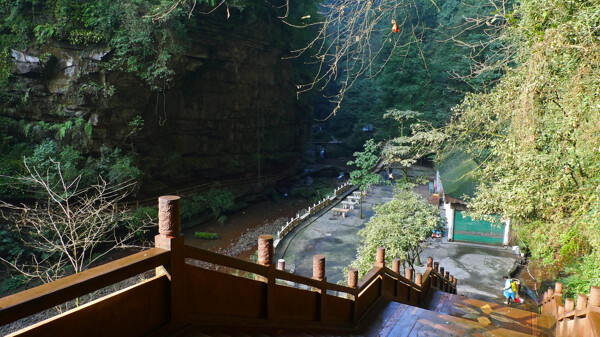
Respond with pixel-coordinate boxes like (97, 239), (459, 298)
(155, 195), (184, 326)
(415, 273), (423, 286)
(445, 271), (450, 293)
(392, 258), (401, 274)
(376, 247), (385, 268)
(405, 268), (414, 283)
(313, 254), (327, 323)
(257, 235), (275, 322)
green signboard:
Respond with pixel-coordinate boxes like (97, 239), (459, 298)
(453, 210), (504, 245)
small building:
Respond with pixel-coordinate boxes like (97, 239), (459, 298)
(437, 152), (510, 246)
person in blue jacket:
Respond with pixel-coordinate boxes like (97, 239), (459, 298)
(503, 275), (516, 304)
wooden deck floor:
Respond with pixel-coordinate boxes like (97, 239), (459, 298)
(361, 290), (554, 337)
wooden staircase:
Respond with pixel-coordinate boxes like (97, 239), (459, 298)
(3, 196), (600, 337)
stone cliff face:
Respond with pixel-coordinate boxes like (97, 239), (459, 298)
(3, 13), (310, 195)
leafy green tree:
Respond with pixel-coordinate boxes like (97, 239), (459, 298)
(382, 109), (447, 181)
(347, 139), (382, 219)
(444, 0), (600, 296)
(350, 186), (440, 277)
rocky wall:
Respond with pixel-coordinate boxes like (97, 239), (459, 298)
(2, 13), (310, 196)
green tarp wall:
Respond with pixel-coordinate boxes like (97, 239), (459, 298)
(454, 210), (504, 245)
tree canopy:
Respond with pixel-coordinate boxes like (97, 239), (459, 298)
(350, 186), (440, 277)
(444, 0), (600, 297)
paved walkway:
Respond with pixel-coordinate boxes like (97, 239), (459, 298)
(275, 166), (519, 300)
(276, 184), (395, 283)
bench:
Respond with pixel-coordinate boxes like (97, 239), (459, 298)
(341, 200), (355, 210)
(332, 207), (350, 218)
(347, 196), (360, 203)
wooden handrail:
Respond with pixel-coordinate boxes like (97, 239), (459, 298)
(357, 267), (383, 290)
(382, 267), (420, 290)
(0, 248), (170, 326)
(184, 245), (268, 276)
(273, 268), (322, 289)
(2, 195), (463, 336)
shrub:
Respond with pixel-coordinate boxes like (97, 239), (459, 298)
(194, 232), (219, 240)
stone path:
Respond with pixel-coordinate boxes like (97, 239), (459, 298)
(276, 166), (520, 300)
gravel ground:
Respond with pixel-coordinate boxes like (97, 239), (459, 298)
(215, 217), (287, 257)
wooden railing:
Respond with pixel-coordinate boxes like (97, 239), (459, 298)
(540, 282), (600, 336)
(1, 196), (457, 336)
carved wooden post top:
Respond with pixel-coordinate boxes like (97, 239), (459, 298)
(427, 257), (433, 268)
(313, 254), (325, 280)
(555, 282), (563, 295)
(565, 298), (575, 312)
(415, 273), (423, 286)
(576, 293), (588, 310)
(376, 247), (385, 266)
(392, 258), (401, 274)
(589, 286), (600, 307)
(258, 235), (273, 266)
(348, 268), (358, 288)
(158, 195), (181, 237)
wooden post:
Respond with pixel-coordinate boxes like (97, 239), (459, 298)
(433, 263), (440, 288)
(439, 267), (445, 291)
(277, 259), (285, 271)
(405, 268), (413, 283)
(348, 268), (358, 288)
(555, 282), (563, 295)
(313, 255), (327, 323)
(582, 286), (600, 336)
(453, 278), (457, 294)
(565, 298), (575, 336)
(313, 254), (326, 280)
(565, 298), (575, 312)
(415, 273), (422, 286)
(348, 268), (359, 321)
(258, 235), (274, 266)
(155, 196), (184, 328)
(376, 247), (385, 267)
(257, 235), (275, 322)
(427, 257), (433, 269)
(392, 258), (401, 274)
(445, 271), (450, 292)
(589, 286), (600, 308)
(576, 294), (587, 310)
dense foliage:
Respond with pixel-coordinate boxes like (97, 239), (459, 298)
(316, 0), (501, 153)
(446, 0), (600, 296)
(347, 139), (382, 218)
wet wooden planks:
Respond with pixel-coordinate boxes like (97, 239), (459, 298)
(423, 289), (553, 336)
(366, 301), (534, 337)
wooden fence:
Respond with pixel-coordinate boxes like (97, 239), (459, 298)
(540, 282), (600, 336)
(1, 195), (458, 336)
